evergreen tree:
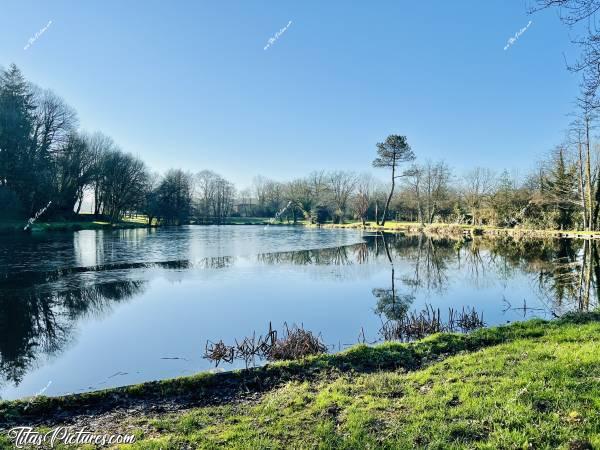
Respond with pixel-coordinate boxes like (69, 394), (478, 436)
(542, 149), (578, 229)
(372, 135), (415, 226)
(0, 64), (36, 214)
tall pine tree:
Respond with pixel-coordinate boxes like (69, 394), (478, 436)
(0, 64), (36, 215)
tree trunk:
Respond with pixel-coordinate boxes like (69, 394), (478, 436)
(380, 165), (395, 226)
(585, 118), (594, 230)
(578, 141), (588, 230)
(75, 195), (83, 214)
(381, 231), (393, 265)
(380, 183), (394, 226)
(429, 205), (436, 224)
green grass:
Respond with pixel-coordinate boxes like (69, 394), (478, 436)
(115, 314), (600, 449)
(0, 317), (552, 421)
(2, 314), (600, 449)
(0, 215), (152, 234)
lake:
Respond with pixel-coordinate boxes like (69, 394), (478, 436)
(0, 225), (597, 400)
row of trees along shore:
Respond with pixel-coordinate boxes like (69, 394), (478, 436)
(0, 64), (236, 226)
(1, 51), (600, 230)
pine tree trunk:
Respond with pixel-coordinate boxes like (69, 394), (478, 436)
(380, 178), (394, 227)
(380, 160), (396, 226)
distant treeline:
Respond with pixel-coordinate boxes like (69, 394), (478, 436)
(243, 127), (598, 231)
(241, 150), (588, 230)
(0, 63), (597, 230)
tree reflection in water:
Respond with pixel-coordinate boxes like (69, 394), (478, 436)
(371, 232), (415, 322)
(257, 246), (351, 266)
(0, 253), (239, 392)
(370, 234), (600, 321)
(0, 280), (145, 387)
(1, 234), (599, 392)
(257, 234), (598, 321)
(482, 237), (597, 314)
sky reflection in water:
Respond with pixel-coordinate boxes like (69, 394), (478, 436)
(0, 226), (597, 400)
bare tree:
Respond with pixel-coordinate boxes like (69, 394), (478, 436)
(213, 176), (235, 222)
(405, 161), (452, 224)
(96, 150), (149, 222)
(352, 193), (370, 226)
(86, 132), (118, 216)
(252, 175), (269, 215)
(327, 171), (357, 223)
(54, 132), (97, 215)
(462, 167), (495, 225)
(567, 125), (589, 229)
(28, 86), (77, 212)
(196, 170), (219, 221)
(195, 170), (235, 223)
(307, 170), (329, 203)
(352, 173), (376, 225)
(286, 178), (315, 222)
(31, 88), (77, 155)
(264, 180), (285, 216)
(532, 0), (600, 104)
(236, 188), (254, 217)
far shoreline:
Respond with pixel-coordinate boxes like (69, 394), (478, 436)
(316, 220), (600, 240)
(4, 216), (600, 241)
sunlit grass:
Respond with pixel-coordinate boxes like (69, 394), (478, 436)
(2, 315), (599, 448)
(0, 214), (154, 233)
(108, 314), (600, 449)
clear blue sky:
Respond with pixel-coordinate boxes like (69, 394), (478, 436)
(0, 0), (580, 187)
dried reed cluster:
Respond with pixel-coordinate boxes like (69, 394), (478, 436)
(379, 305), (485, 341)
(204, 322), (327, 368)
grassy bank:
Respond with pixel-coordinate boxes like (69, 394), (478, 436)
(0, 217), (303, 233)
(318, 220), (600, 240)
(1, 313), (599, 448)
(0, 216), (154, 234)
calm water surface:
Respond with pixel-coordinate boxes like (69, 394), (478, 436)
(0, 225), (597, 400)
